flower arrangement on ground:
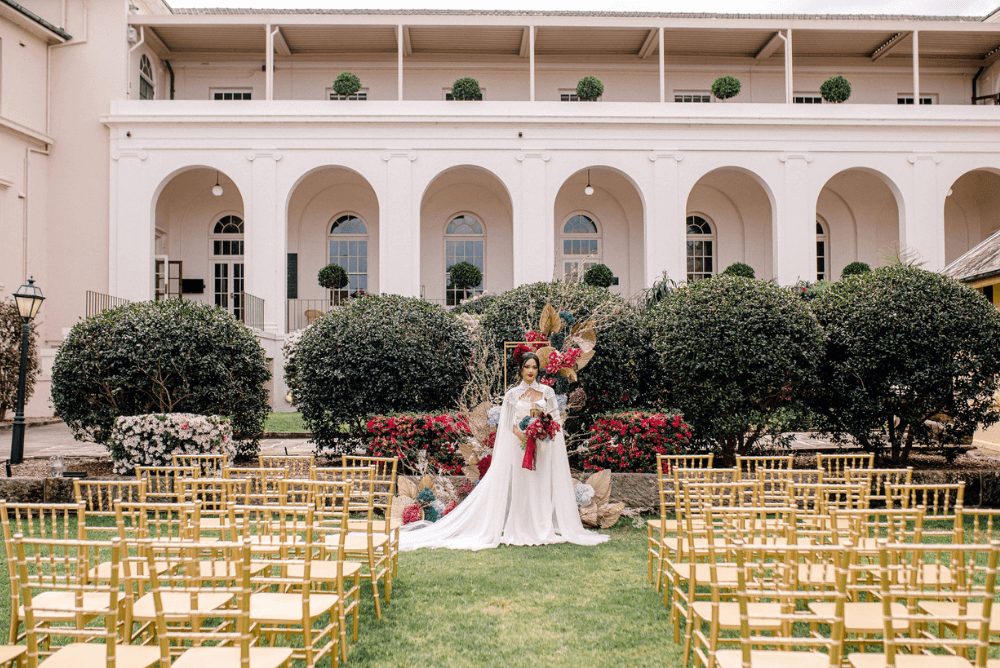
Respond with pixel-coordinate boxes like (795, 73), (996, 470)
(573, 469), (625, 528)
(582, 412), (692, 473)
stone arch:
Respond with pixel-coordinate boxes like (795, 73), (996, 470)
(944, 167), (1000, 266)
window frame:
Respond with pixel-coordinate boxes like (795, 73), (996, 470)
(793, 93), (823, 104)
(816, 218), (830, 282)
(897, 94), (937, 105)
(327, 212), (370, 298)
(139, 54), (155, 100)
(210, 88), (253, 101)
(326, 88), (369, 101)
(686, 214), (716, 282)
(444, 87), (485, 101)
(444, 213), (486, 306)
(558, 212), (602, 283)
(673, 90), (712, 103)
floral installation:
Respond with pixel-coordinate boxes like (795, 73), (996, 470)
(582, 412), (692, 473)
(401, 504), (423, 524)
(393, 474), (476, 525)
(365, 413), (470, 475)
(477, 453), (493, 478)
(573, 469), (625, 529)
(444, 500), (459, 515)
(106, 413), (234, 474)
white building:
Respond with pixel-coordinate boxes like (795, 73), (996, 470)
(3, 0), (1000, 414)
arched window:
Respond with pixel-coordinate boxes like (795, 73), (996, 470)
(559, 214), (601, 282)
(816, 219), (829, 281)
(209, 214), (245, 320)
(686, 215), (715, 281)
(445, 214), (485, 306)
(139, 54), (155, 100)
(328, 214), (369, 299)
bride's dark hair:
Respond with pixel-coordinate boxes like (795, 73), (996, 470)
(518, 352), (540, 373)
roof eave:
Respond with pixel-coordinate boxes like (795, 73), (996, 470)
(0, 0), (70, 42)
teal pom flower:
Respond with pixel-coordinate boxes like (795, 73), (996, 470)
(559, 311), (575, 326)
(423, 505), (440, 523)
(417, 488), (436, 506)
(518, 416), (531, 431)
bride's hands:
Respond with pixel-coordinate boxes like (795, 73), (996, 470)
(513, 426), (528, 447)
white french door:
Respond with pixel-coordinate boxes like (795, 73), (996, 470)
(213, 261), (244, 321)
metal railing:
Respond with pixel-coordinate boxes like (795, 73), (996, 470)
(239, 291), (264, 331)
(85, 291), (131, 318)
(286, 298), (340, 332)
(973, 93), (1000, 105)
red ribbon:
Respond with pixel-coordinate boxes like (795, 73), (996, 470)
(522, 436), (537, 471)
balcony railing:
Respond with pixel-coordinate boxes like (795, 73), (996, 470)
(85, 291), (131, 318)
(240, 292), (265, 331)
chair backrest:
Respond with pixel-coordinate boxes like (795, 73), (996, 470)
(171, 453), (228, 477)
(73, 480), (144, 539)
(671, 468), (732, 510)
(310, 480), (353, 563)
(343, 455), (398, 522)
(682, 481), (760, 514)
(279, 478), (315, 506)
(115, 501), (201, 542)
(658, 453), (714, 476)
(704, 505), (797, 548)
(816, 453), (874, 483)
(13, 536), (122, 668)
(886, 482), (964, 538)
(845, 467), (912, 506)
(788, 482), (869, 514)
(183, 477), (249, 515)
(956, 508), (1000, 544)
(223, 467), (286, 505)
(136, 466), (199, 502)
(830, 507), (925, 546)
(260, 454), (314, 479)
(734, 455), (792, 481)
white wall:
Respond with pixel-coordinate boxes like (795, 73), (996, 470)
(817, 170), (901, 276)
(945, 170), (1000, 265)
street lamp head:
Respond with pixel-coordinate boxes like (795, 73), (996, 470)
(13, 277), (44, 321)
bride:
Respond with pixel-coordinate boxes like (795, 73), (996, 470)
(399, 352), (609, 551)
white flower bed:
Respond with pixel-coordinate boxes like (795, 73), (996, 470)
(107, 413), (234, 474)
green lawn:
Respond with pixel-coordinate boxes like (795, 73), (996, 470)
(265, 412), (308, 433)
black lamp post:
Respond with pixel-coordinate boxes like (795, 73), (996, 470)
(9, 277), (44, 466)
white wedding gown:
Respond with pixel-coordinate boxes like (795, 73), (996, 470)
(399, 380), (609, 551)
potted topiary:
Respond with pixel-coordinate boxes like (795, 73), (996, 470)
(722, 262), (755, 279)
(449, 261), (483, 300)
(576, 76), (604, 102)
(451, 78), (482, 101)
(820, 75), (851, 104)
(333, 72), (362, 98)
(841, 261), (871, 278)
(711, 76), (742, 102)
(583, 263), (614, 288)
(318, 264), (349, 304)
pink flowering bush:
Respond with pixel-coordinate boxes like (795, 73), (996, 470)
(582, 411), (693, 473)
(106, 413), (234, 474)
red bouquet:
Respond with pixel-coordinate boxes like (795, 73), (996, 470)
(518, 412), (561, 471)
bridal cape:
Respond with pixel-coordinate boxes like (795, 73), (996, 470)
(399, 380), (609, 551)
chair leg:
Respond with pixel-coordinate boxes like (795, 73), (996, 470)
(368, 553), (382, 620)
(352, 573), (361, 642)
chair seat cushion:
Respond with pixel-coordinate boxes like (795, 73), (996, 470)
(690, 602), (783, 630)
(38, 643), (159, 668)
(849, 652), (972, 668)
(171, 646), (294, 668)
(249, 592), (340, 622)
(809, 601), (908, 634)
(919, 601), (1000, 632)
(131, 591), (234, 621)
(716, 649), (835, 668)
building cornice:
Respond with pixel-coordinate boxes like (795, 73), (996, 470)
(0, 0), (70, 42)
(0, 115), (53, 146)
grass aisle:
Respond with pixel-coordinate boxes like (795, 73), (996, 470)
(351, 523), (683, 668)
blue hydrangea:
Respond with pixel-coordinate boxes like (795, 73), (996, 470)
(559, 310), (575, 326)
(430, 500), (446, 519)
(487, 405), (502, 427)
(574, 483), (595, 507)
(423, 505), (440, 523)
(555, 394), (568, 411)
(417, 488), (436, 505)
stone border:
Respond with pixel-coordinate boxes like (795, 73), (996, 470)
(0, 418), (64, 433)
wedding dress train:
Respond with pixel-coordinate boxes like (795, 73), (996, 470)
(399, 380), (608, 551)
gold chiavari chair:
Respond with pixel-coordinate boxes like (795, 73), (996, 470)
(135, 466), (199, 503)
(955, 507), (1000, 544)
(223, 467), (287, 506)
(845, 467), (912, 507)
(343, 455), (401, 579)
(0, 501), (86, 647)
(143, 539), (294, 668)
(13, 535), (158, 668)
(171, 453), (228, 477)
(261, 454), (315, 480)
(886, 482), (964, 541)
(182, 477), (249, 532)
(915, 538), (1000, 646)
(734, 454), (793, 481)
(649, 455), (716, 589)
(816, 453), (874, 485)
(847, 541), (999, 668)
(711, 541), (848, 668)
(73, 480), (144, 540)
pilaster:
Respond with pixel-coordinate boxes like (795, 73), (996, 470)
(906, 153), (945, 271)
(776, 152), (815, 284)
(515, 150), (552, 285)
(110, 149), (152, 302)
(647, 151), (684, 286)
(246, 150), (283, 334)
(381, 150), (419, 296)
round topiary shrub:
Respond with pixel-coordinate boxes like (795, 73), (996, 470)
(820, 75), (852, 104)
(291, 295), (474, 453)
(0, 298), (39, 421)
(576, 76), (604, 101)
(841, 261), (871, 278)
(318, 264), (349, 290)
(51, 299), (271, 457)
(722, 262), (755, 279)
(451, 77), (482, 101)
(583, 264), (614, 289)
(648, 276), (825, 466)
(333, 72), (362, 97)
(448, 261), (483, 298)
(711, 76), (742, 101)
(809, 266), (1000, 465)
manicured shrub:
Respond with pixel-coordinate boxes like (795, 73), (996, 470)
(809, 266), (1000, 465)
(582, 412), (692, 473)
(51, 299), (270, 457)
(793, 280), (835, 301)
(365, 413), (469, 475)
(820, 75), (852, 103)
(648, 276), (825, 466)
(841, 261), (871, 278)
(318, 263), (349, 290)
(576, 76), (604, 101)
(711, 76), (741, 101)
(333, 72), (362, 97)
(0, 298), (39, 421)
(448, 261), (483, 299)
(107, 413), (234, 474)
(583, 264), (614, 289)
(451, 293), (497, 315)
(722, 262), (755, 279)
(451, 77), (482, 101)
(291, 295), (473, 452)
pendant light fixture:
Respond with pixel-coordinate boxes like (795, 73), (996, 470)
(584, 169), (594, 196)
(212, 171), (224, 197)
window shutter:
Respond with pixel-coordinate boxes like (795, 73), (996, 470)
(287, 253), (298, 299)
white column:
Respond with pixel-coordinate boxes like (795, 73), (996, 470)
(912, 31), (920, 102)
(109, 149), (153, 302)
(514, 150), (552, 285)
(266, 25), (274, 101)
(647, 151), (683, 285)
(775, 152), (815, 284)
(906, 153), (945, 270)
(529, 26), (535, 102)
(658, 27), (665, 103)
(246, 151), (283, 333)
(381, 150), (419, 296)
(397, 25), (404, 101)
(784, 29), (793, 104)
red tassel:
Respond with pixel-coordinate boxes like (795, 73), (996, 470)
(521, 436), (537, 471)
